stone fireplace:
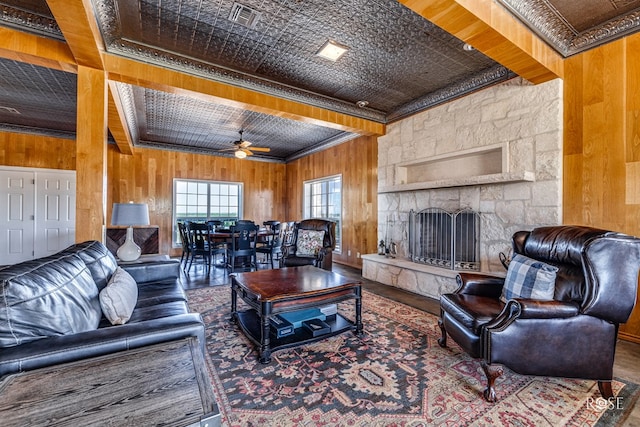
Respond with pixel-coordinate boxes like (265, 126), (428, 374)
(363, 78), (563, 299)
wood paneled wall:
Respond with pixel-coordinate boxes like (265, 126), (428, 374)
(0, 132), (75, 170)
(1, 131), (376, 268)
(286, 135), (378, 268)
(564, 32), (640, 342)
(107, 145), (287, 256)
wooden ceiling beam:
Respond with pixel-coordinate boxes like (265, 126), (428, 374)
(108, 82), (134, 155)
(0, 27), (76, 73)
(103, 53), (385, 136)
(46, 0), (104, 70)
(399, 0), (563, 83)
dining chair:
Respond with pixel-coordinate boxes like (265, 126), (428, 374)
(226, 222), (259, 273)
(177, 221), (191, 270)
(186, 222), (213, 275)
(256, 221), (282, 268)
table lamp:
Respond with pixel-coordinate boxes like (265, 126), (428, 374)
(111, 202), (150, 261)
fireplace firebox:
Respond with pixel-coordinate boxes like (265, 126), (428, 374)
(409, 208), (480, 271)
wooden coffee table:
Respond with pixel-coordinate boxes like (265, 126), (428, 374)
(230, 265), (363, 363)
(0, 338), (220, 427)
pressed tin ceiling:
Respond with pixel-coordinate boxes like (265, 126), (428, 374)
(1, 1), (640, 161)
(498, 0), (640, 56)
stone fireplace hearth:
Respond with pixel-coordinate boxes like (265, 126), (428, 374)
(363, 78), (563, 300)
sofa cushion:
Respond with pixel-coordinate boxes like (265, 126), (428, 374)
(500, 254), (558, 303)
(295, 229), (325, 257)
(0, 254), (102, 348)
(63, 240), (118, 291)
(100, 267), (138, 325)
(136, 279), (187, 308)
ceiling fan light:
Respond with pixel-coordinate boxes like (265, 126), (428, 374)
(235, 150), (247, 159)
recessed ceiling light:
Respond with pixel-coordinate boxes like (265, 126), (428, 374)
(356, 100), (369, 108)
(462, 43), (474, 51)
(316, 40), (349, 62)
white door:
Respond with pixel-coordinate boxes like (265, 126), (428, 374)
(0, 167), (76, 265)
(35, 171), (76, 258)
(0, 170), (35, 265)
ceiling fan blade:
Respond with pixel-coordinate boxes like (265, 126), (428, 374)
(239, 141), (252, 148)
(241, 148), (254, 156)
(248, 146), (271, 152)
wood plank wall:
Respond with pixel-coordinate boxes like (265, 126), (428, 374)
(286, 135), (378, 268)
(107, 145), (287, 256)
(564, 32), (640, 342)
(0, 132), (75, 170)
(0, 131), (377, 269)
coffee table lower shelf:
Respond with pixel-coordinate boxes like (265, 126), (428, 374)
(234, 309), (355, 360)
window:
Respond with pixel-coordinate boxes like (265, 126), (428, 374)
(172, 179), (243, 245)
(303, 175), (341, 252)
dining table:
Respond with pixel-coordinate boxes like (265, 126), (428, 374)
(207, 227), (275, 268)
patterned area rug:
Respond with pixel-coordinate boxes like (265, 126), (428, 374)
(187, 286), (639, 426)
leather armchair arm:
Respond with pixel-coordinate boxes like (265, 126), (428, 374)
(509, 299), (581, 319)
(486, 299), (580, 331)
(315, 247), (329, 264)
(456, 272), (505, 297)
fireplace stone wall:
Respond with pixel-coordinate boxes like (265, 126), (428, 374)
(363, 78), (563, 299)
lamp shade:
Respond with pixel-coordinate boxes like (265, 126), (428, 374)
(111, 203), (150, 226)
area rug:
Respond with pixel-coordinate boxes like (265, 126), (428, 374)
(187, 286), (639, 427)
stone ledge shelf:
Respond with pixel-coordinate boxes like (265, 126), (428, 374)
(362, 254), (505, 300)
(379, 142), (535, 193)
(378, 171), (535, 193)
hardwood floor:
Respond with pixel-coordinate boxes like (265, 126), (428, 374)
(180, 258), (640, 425)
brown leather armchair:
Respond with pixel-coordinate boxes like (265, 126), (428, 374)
(281, 219), (336, 271)
(438, 225), (640, 402)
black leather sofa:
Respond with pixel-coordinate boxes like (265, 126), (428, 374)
(0, 240), (204, 376)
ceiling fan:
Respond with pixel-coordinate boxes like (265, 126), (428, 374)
(220, 130), (271, 158)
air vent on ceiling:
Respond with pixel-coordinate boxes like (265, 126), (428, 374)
(229, 2), (261, 29)
(0, 106), (20, 114)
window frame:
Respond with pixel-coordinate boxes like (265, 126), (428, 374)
(172, 178), (243, 247)
(302, 174), (342, 253)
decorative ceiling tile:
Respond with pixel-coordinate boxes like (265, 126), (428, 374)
(2, 0), (640, 161)
(95, 0), (508, 120)
(0, 57), (76, 136)
(498, 0), (640, 56)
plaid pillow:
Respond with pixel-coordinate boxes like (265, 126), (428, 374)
(500, 254), (558, 303)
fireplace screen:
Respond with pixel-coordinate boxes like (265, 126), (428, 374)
(409, 208), (480, 270)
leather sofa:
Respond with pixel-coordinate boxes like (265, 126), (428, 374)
(438, 225), (640, 401)
(0, 240), (205, 376)
(281, 218), (336, 271)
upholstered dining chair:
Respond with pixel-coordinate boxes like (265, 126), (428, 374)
(281, 219), (336, 271)
(438, 225), (640, 402)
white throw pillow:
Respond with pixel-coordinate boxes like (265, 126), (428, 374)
(99, 267), (138, 325)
